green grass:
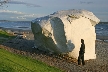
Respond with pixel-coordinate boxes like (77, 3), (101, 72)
(0, 48), (63, 72)
(0, 30), (16, 43)
(0, 30), (15, 38)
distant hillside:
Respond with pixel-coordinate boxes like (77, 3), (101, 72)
(0, 20), (9, 22)
(99, 22), (108, 24)
(0, 20), (31, 22)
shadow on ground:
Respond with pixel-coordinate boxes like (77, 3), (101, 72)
(2, 38), (53, 56)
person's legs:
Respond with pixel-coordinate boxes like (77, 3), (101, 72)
(78, 55), (81, 65)
(81, 54), (85, 65)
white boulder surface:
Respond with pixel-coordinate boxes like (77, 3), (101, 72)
(31, 9), (100, 60)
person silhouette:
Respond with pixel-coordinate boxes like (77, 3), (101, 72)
(78, 39), (85, 65)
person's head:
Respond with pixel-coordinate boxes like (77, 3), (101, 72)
(81, 39), (84, 44)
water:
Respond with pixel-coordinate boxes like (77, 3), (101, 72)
(95, 23), (108, 36)
(0, 21), (108, 36)
(0, 21), (31, 30)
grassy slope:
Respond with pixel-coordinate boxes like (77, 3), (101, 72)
(0, 30), (63, 72)
(0, 48), (62, 72)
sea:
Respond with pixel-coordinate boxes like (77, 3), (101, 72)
(0, 21), (108, 36)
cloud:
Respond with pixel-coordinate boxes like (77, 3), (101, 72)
(0, 9), (24, 14)
(8, 0), (41, 7)
(0, 0), (8, 6)
(0, 9), (44, 21)
(80, 1), (93, 4)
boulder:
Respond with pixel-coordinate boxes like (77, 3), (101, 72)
(31, 9), (100, 60)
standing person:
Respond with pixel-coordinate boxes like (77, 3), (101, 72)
(78, 39), (85, 65)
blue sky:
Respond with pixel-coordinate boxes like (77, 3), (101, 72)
(0, 0), (108, 21)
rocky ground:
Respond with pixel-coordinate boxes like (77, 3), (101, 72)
(0, 37), (108, 72)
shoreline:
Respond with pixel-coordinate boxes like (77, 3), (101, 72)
(96, 35), (108, 41)
(0, 27), (32, 33)
(1, 27), (108, 41)
(0, 27), (34, 40)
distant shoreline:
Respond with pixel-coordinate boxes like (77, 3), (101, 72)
(0, 27), (32, 33)
(96, 35), (108, 41)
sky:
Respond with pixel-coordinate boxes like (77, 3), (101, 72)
(0, 0), (108, 22)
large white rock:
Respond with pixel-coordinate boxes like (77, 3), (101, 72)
(31, 9), (100, 60)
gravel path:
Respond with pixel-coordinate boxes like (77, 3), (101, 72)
(1, 39), (108, 72)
